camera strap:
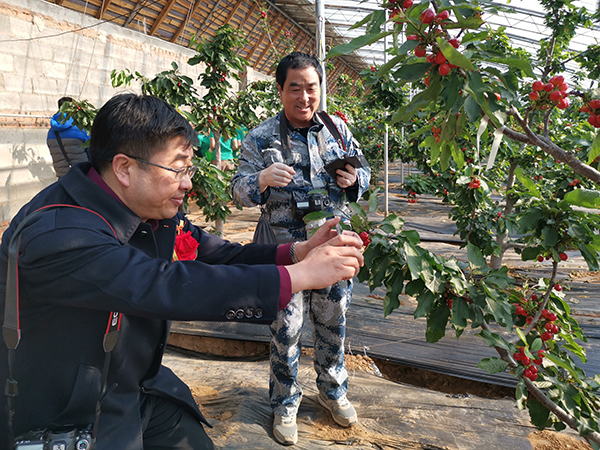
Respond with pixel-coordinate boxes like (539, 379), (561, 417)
(3, 204), (122, 444)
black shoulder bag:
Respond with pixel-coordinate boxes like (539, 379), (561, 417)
(3, 205), (121, 450)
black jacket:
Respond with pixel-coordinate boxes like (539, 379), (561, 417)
(0, 163), (281, 449)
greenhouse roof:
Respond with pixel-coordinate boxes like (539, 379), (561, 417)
(46, 0), (600, 86)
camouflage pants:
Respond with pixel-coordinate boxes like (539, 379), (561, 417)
(269, 279), (352, 417)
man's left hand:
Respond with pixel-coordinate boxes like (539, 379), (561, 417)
(336, 164), (357, 189)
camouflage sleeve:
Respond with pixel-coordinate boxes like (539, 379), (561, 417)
(230, 131), (265, 208)
(336, 117), (371, 198)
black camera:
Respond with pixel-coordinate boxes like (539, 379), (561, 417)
(291, 193), (332, 220)
(14, 426), (94, 450)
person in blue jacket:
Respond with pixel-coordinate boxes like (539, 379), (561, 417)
(46, 97), (90, 178)
(0, 93), (364, 450)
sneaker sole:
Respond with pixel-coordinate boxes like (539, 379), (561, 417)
(317, 394), (358, 427)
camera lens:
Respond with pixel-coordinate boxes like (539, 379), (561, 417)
(76, 437), (91, 449)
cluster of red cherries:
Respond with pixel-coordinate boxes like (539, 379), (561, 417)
(407, 190), (419, 203)
(513, 347), (545, 381)
(359, 231), (372, 248)
(334, 110), (349, 124)
(579, 99), (600, 128)
(528, 75), (570, 110)
(387, 0), (413, 18)
(468, 177), (481, 189)
(536, 252), (568, 262)
(431, 125), (442, 143)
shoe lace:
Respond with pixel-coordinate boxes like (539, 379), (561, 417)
(281, 416), (295, 425)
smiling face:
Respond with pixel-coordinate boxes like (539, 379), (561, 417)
(124, 136), (194, 222)
(278, 66), (321, 128)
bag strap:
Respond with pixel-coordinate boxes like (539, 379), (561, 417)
(3, 204), (121, 444)
(317, 111), (346, 153)
(54, 131), (73, 167)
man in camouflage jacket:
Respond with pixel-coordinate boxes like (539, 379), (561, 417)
(231, 52), (370, 446)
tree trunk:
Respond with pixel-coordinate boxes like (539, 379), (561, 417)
(490, 159), (518, 269)
(213, 129), (224, 237)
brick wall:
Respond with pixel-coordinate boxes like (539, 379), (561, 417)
(0, 0), (268, 223)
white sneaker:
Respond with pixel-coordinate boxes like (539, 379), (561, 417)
(317, 392), (358, 427)
(273, 414), (298, 445)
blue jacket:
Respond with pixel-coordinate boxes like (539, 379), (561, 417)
(0, 163), (281, 449)
(46, 114), (90, 178)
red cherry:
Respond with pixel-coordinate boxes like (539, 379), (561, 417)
(558, 83), (568, 92)
(548, 312), (557, 322)
(530, 365), (538, 373)
(435, 52), (447, 64)
(522, 356), (531, 366)
(533, 358), (543, 365)
(549, 90), (562, 102)
(531, 294), (538, 302)
(448, 38), (460, 48)
(537, 255), (544, 262)
(438, 63), (451, 76)
(523, 369), (532, 378)
(529, 373), (538, 381)
(537, 350), (545, 358)
(559, 252), (568, 261)
(541, 331), (553, 341)
(526, 316), (533, 324)
(402, 0), (413, 8)
(516, 305), (525, 315)
(415, 46), (426, 57)
(541, 309), (549, 318)
(544, 83), (554, 92)
(513, 352), (522, 361)
(552, 324), (559, 334)
(529, 92), (539, 101)
(424, 77), (430, 86)
(407, 35), (419, 41)
(420, 8), (435, 24)
(590, 99), (600, 110)
(580, 105), (591, 113)
(532, 81), (544, 91)
(436, 10), (450, 22)
(554, 284), (562, 291)
(545, 322), (553, 331)
(557, 99), (569, 110)
(359, 231), (369, 241)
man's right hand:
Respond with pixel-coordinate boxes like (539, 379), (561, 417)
(286, 234), (364, 293)
(259, 163), (296, 192)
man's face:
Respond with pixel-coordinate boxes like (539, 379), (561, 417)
(125, 137), (194, 222)
(278, 66), (321, 128)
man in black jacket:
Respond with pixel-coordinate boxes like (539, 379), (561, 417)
(0, 94), (363, 450)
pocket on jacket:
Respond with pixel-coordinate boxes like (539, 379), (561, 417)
(52, 364), (101, 426)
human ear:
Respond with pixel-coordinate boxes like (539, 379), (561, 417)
(112, 154), (133, 188)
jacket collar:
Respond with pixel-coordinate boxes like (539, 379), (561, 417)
(59, 162), (145, 245)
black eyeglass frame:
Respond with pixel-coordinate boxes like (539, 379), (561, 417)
(124, 154), (198, 180)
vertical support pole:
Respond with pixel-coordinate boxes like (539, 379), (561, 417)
(315, 0), (327, 111)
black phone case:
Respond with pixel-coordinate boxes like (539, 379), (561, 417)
(324, 155), (366, 179)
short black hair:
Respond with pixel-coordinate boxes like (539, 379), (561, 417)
(58, 97), (73, 108)
(89, 94), (198, 174)
(275, 52), (323, 89)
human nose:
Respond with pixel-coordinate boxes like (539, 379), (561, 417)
(180, 173), (193, 190)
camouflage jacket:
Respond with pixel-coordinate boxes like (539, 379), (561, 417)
(231, 111), (371, 243)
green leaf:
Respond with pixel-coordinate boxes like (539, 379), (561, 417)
(405, 278), (425, 297)
(564, 188), (600, 209)
(467, 242), (487, 271)
(528, 397), (551, 430)
(578, 243), (599, 272)
(451, 297), (469, 329)
(544, 353), (582, 383)
(486, 58), (535, 78)
(403, 241), (423, 280)
(588, 130), (600, 164)
(516, 379), (527, 409)
(477, 357), (509, 374)
(478, 329), (511, 352)
(484, 266), (510, 289)
(327, 31), (393, 59)
(541, 225), (559, 248)
(438, 38), (475, 71)
(514, 167), (541, 198)
(530, 338), (543, 352)
(395, 62), (434, 82)
(426, 306), (449, 343)
(517, 208), (543, 233)
(414, 290), (435, 318)
(464, 95), (481, 122)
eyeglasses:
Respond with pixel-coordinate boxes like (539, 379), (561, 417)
(125, 155), (198, 181)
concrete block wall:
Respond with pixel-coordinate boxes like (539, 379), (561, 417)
(0, 0), (266, 223)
